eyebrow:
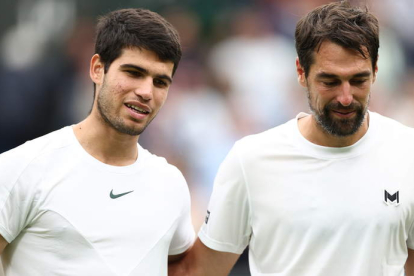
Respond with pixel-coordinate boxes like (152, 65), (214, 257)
(316, 71), (372, 79)
(120, 64), (173, 84)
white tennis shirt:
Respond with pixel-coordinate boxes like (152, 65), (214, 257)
(200, 112), (414, 276)
(0, 126), (195, 275)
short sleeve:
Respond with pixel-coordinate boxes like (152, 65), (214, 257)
(407, 217), (414, 249)
(198, 142), (251, 254)
(0, 147), (39, 243)
(168, 174), (195, 255)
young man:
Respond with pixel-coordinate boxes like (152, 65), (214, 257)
(169, 1), (414, 276)
(0, 8), (195, 275)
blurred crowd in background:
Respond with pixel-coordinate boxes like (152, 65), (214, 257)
(0, 0), (413, 273)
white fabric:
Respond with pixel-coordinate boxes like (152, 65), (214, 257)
(0, 126), (194, 276)
(199, 111), (414, 276)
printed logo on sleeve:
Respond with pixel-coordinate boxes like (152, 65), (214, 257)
(205, 210), (211, 224)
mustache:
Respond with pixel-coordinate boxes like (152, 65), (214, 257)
(324, 102), (362, 111)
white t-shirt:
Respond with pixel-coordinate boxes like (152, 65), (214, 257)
(0, 126), (195, 276)
(199, 112), (414, 276)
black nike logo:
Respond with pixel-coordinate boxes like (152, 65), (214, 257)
(110, 189), (134, 199)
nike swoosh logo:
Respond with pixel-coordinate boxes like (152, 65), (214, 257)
(110, 189), (134, 199)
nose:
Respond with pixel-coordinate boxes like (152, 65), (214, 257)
(134, 77), (153, 101)
(336, 82), (353, 106)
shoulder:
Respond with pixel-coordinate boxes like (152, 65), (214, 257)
(371, 112), (414, 139)
(138, 145), (186, 183)
(216, 118), (297, 174)
(234, 118), (296, 155)
(0, 127), (75, 184)
(137, 146), (190, 209)
(370, 112), (414, 154)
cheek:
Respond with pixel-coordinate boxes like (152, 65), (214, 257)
(154, 91), (169, 107)
(113, 81), (129, 95)
(313, 95), (326, 111)
(353, 86), (372, 103)
(107, 75), (130, 94)
(308, 86), (329, 108)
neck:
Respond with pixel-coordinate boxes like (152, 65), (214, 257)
(73, 116), (139, 166)
(298, 113), (369, 147)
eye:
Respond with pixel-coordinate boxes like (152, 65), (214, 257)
(154, 79), (168, 88)
(350, 79), (368, 86)
(322, 81), (339, 87)
(126, 70), (143, 77)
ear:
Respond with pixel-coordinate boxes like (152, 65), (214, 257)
(296, 57), (307, 88)
(90, 54), (104, 85)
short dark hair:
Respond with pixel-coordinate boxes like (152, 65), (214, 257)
(95, 8), (181, 75)
(295, 1), (379, 77)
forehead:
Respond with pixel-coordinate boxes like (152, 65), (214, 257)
(310, 41), (373, 77)
(111, 47), (174, 76)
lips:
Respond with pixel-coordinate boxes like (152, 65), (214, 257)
(124, 101), (151, 121)
(333, 110), (354, 115)
(331, 109), (356, 118)
(125, 103), (149, 114)
(124, 101), (151, 114)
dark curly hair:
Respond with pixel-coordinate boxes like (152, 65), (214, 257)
(95, 8), (181, 75)
(295, 1), (379, 77)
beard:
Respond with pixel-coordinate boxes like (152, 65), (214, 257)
(97, 80), (150, 136)
(307, 91), (369, 137)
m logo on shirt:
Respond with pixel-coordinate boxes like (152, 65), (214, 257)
(384, 190), (400, 206)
